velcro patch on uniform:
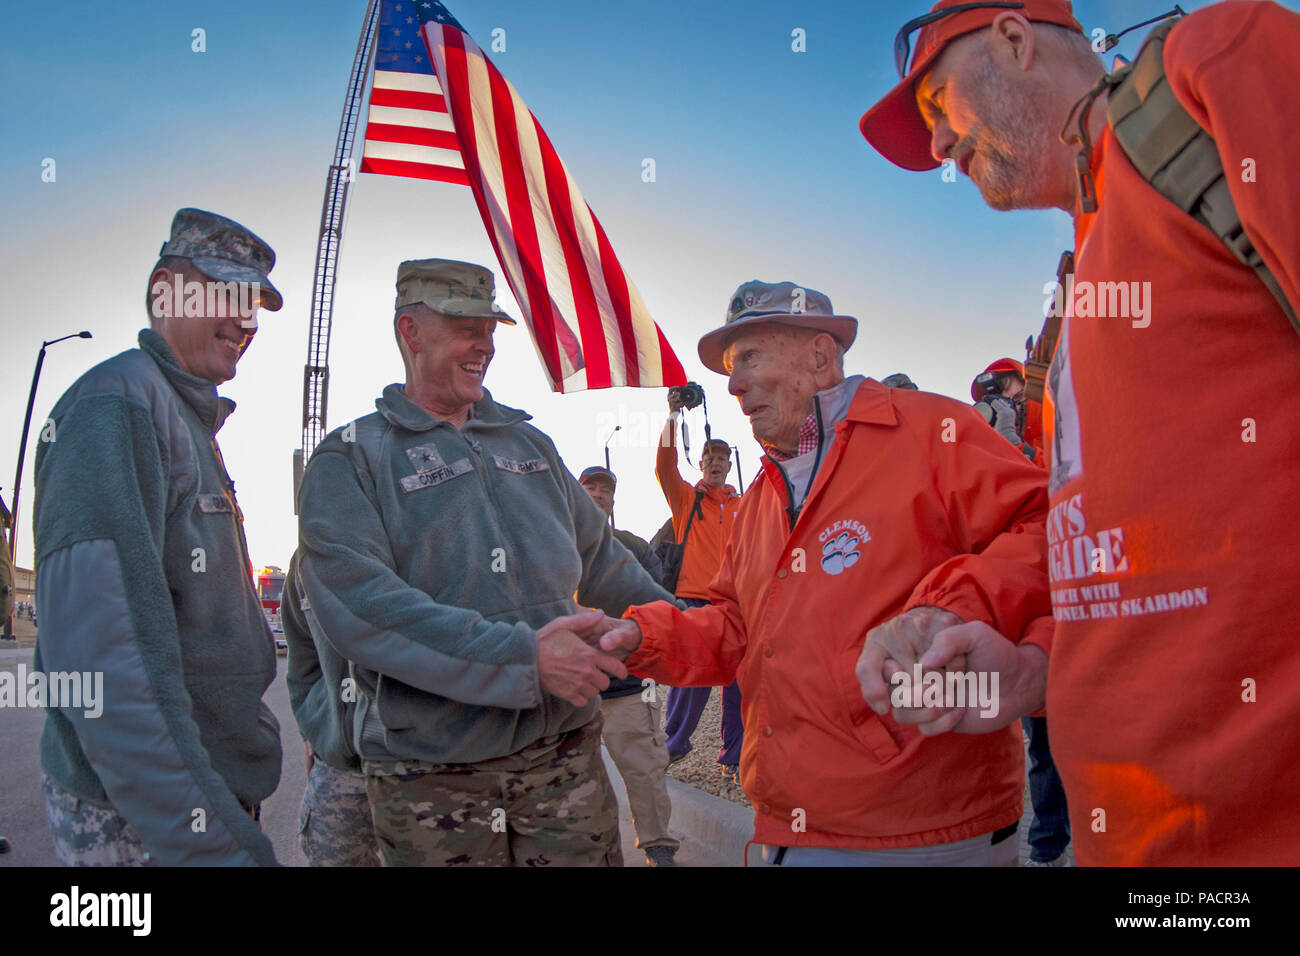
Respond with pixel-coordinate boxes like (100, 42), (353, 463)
(406, 444), (447, 470)
(492, 455), (550, 475)
(196, 493), (233, 514)
(400, 458), (473, 492)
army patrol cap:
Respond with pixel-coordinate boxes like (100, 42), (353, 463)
(158, 207), (283, 311)
(394, 258), (517, 325)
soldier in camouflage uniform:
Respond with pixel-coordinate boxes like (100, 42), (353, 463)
(367, 719), (620, 866)
(296, 259), (672, 866)
(283, 551), (381, 866)
(35, 209), (282, 866)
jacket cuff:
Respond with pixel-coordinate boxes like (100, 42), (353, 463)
(1018, 616), (1052, 718)
(902, 587), (991, 629)
(1018, 615), (1053, 655)
(623, 601), (677, 682)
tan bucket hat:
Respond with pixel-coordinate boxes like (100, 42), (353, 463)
(697, 280), (858, 374)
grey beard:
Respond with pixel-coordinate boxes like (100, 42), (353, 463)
(966, 60), (1057, 209)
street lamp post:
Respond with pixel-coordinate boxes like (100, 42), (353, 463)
(3, 331), (92, 639)
(603, 425), (621, 528)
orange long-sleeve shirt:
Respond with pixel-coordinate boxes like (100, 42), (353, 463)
(1044, 1), (1300, 866)
(655, 418), (740, 599)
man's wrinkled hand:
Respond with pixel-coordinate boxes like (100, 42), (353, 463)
(564, 609), (642, 661)
(566, 608), (625, 646)
(857, 606), (964, 717)
(597, 618), (642, 661)
(889, 622), (1047, 736)
(536, 610), (630, 707)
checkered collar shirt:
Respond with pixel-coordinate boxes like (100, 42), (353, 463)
(764, 413), (820, 461)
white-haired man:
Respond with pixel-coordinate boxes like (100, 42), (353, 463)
(599, 280), (1052, 865)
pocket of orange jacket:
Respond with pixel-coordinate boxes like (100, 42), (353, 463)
(840, 648), (903, 763)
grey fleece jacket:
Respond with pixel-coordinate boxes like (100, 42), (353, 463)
(283, 550), (361, 774)
(296, 384), (674, 766)
(32, 329), (280, 866)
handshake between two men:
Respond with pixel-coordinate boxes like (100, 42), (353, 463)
(539, 604), (1048, 737)
(534, 608), (642, 707)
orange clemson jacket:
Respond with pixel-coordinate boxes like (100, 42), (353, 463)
(626, 379), (1053, 850)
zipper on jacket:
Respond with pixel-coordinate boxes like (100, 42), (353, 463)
(800, 397), (827, 514)
(462, 432), (528, 615)
(772, 397), (827, 533)
(772, 458), (799, 533)
(192, 408), (268, 647)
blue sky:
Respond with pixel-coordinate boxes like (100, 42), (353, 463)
(3, 0), (1292, 569)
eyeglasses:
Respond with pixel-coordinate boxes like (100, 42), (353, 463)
(893, 1), (1026, 77)
(1095, 5), (1185, 53)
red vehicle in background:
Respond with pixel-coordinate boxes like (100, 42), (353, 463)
(254, 566), (287, 650)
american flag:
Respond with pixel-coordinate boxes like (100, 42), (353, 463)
(360, 0), (687, 393)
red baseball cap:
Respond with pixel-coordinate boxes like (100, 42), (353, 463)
(970, 357), (1025, 401)
(859, 0), (1084, 171)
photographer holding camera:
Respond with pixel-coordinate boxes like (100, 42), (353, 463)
(971, 359), (1042, 464)
(656, 385), (744, 781)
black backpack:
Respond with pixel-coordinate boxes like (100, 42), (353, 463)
(654, 489), (705, 594)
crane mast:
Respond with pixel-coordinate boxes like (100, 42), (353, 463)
(294, 0), (381, 510)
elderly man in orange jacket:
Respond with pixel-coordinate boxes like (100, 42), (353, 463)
(600, 280), (1052, 865)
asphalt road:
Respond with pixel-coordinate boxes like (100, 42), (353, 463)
(0, 646), (728, 867)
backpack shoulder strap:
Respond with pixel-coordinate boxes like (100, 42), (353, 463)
(679, 487), (706, 547)
(1107, 20), (1299, 335)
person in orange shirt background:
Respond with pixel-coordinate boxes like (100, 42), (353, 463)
(656, 393), (744, 781)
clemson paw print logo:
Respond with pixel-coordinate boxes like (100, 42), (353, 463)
(821, 531), (861, 575)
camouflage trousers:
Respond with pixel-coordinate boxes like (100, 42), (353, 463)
(364, 716), (623, 867)
(299, 759), (381, 867)
(42, 773), (150, 866)
(41, 772), (261, 866)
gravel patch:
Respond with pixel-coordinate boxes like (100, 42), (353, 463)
(660, 687), (750, 809)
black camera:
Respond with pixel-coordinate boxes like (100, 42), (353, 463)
(973, 371), (1001, 401)
(676, 381), (705, 410)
